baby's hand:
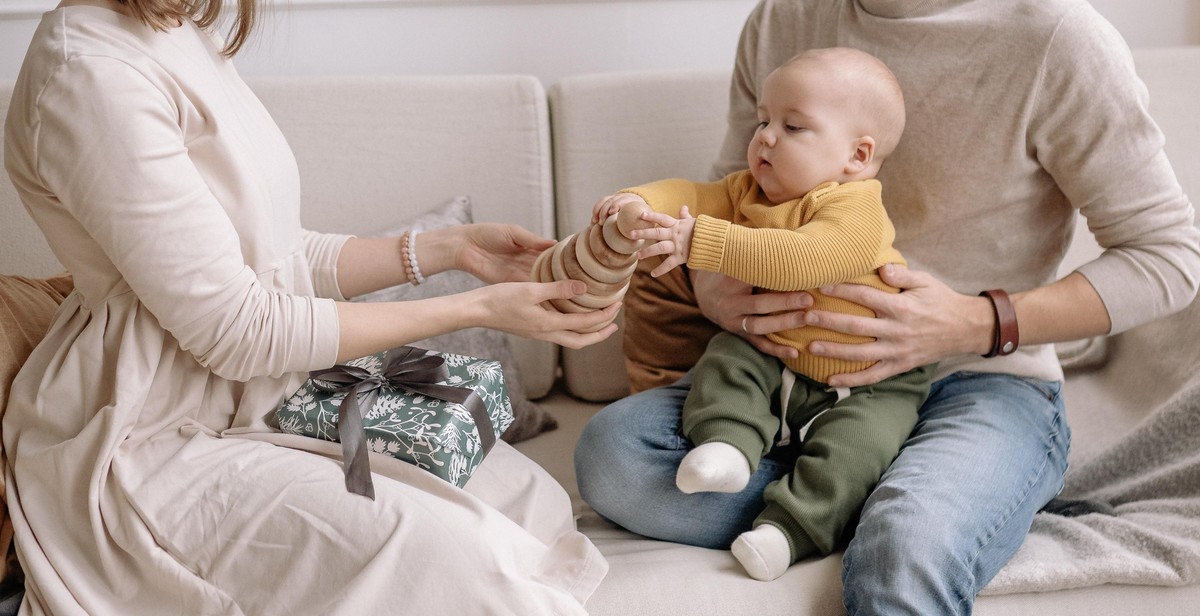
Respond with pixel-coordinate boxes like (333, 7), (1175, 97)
(591, 193), (649, 224)
(632, 205), (697, 278)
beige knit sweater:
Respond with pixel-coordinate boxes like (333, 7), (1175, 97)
(624, 0), (1200, 390)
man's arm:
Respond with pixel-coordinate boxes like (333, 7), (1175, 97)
(710, 0), (767, 181)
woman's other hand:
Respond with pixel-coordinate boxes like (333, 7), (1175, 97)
(470, 280), (621, 349)
(452, 223), (556, 284)
(590, 192), (648, 224)
(690, 269), (812, 361)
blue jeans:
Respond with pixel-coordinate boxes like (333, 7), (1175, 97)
(575, 370), (1070, 615)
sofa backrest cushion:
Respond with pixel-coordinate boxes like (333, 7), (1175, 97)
(549, 68), (730, 401)
(250, 75), (558, 397)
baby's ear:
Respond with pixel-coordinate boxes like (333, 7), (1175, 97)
(846, 136), (876, 174)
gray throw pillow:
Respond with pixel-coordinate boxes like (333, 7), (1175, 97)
(353, 196), (557, 443)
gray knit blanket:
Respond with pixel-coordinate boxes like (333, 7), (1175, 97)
(983, 372), (1200, 594)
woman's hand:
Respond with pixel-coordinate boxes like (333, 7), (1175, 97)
(453, 223), (556, 284)
(334, 278), (619, 360)
(690, 269), (812, 361)
(632, 206), (696, 277)
(809, 263), (986, 387)
(469, 280), (621, 349)
(590, 192), (648, 223)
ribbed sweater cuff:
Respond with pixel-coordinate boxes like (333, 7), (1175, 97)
(688, 215), (730, 272)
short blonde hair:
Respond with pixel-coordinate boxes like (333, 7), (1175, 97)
(782, 47), (907, 160)
(118, 0), (260, 57)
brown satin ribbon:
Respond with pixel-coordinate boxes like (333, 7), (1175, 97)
(310, 346), (496, 500)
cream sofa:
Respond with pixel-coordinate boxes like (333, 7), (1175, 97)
(3, 47), (1199, 615)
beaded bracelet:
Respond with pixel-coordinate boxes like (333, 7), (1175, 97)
(400, 230), (426, 286)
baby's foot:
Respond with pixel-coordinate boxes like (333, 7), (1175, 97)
(675, 442), (751, 494)
(731, 524), (791, 581)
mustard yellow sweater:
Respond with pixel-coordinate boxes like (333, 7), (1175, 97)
(621, 171), (905, 382)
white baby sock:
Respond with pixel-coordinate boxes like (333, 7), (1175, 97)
(675, 442), (751, 494)
(731, 524), (791, 581)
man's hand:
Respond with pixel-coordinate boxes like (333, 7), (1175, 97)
(690, 269), (812, 360)
(808, 264), (977, 387)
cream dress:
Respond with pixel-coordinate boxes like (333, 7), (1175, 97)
(2, 6), (605, 614)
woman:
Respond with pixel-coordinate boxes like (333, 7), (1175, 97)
(3, 1), (614, 613)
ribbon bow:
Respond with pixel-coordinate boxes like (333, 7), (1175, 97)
(309, 346), (495, 499)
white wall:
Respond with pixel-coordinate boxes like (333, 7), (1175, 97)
(2, 0), (1199, 84)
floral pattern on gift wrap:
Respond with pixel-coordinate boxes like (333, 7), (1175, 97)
(275, 349), (515, 487)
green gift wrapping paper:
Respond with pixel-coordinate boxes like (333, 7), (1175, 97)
(275, 347), (515, 490)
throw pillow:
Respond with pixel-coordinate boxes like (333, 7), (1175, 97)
(0, 272), (72, 596)
(623, 259), (720, 393)
(1, 272), (74, 421)
(353, 196), (557, 443)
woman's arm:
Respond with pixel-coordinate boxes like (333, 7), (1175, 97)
(333, 223), (554, 299)
(334, 280), (620, 362)
(331, 222), (617, 361)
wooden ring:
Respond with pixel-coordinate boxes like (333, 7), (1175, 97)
(549, 234), (574, 283)
(573, 229), (637, 289)
(587, 224), (637, 269)
(602, 215), (645, 255)
(531, 246), (554, 283)
(572, 283), (629, 309)
(548, 296), (594, 314)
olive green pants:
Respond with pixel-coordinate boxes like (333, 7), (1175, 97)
(682, 331), (934, 561)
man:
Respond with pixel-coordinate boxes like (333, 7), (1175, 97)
(575, 1), (1200, 613)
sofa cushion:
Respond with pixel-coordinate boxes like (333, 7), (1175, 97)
(353, 196), (557, 443)
(547, 68), (731, 401)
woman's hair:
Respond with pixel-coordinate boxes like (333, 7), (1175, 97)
(119, 0), (259, 57)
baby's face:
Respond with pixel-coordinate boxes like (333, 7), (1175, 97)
(748, 64), (863, 204)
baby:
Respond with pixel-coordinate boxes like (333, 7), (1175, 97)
(593, 47), (934, 581)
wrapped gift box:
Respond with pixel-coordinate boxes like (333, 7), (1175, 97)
(275, 347), (515, 489)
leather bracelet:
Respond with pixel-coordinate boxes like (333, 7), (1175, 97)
(980, 289), (1019, 358)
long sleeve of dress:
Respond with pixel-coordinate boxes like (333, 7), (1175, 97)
(301, 229), (351, 301)
(27, 56), (340, 381)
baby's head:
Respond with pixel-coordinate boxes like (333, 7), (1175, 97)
(748, 47), (905, 203)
